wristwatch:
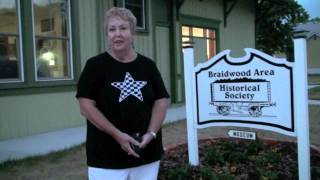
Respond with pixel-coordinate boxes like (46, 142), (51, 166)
(148, 130), (157, 139)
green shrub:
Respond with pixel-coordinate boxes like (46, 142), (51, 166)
(167, 165), (191, 180)
(264, 150), (281, 164)
(199, 166), (219, 180)
(249, 154), (268, 167)
(246, 139), (265, 155)
(224, 151), (247, 164)
(217, 171), (235, 180)
(312, 166), (320, 179)
(161, 140), (319, 179)
(220, 140), (237, 151)
(205, 147), (225, 165)
(256, 167), (278, 180)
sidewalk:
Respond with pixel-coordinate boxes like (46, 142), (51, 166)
(0, 105), (186, 163)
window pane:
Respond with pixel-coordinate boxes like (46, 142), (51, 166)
(0, 36), (20, 79)
(207, 29), (215, 39)
(207, 39), (216, 60)
(124, 0), (144, 29)
(182, 26), (190, 36)
(0, 0), (18, 33)
(182, 37), (190, 43)
(33, 0), (68, 37)
(33, 0), (72, 81)
(192, 27), (204, 38)
(0, 0), (21, 81)
(35, 38), (70, 79)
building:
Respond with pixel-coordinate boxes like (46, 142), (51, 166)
(0, 0), (255, 142)
(295, 22), (320, 75)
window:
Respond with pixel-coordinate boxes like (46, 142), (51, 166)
(119, 0), (146, 31)
(33, 0), (73, 81)
(0, 0), (22, 82)
(0, 0), (73, 87)
(182, 25), (217, 60)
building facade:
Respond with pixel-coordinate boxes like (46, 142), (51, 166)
(0, 0), (255, 140)
(296, 22), (320, 74)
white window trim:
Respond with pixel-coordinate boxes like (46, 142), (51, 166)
(31, 0), (73, 82)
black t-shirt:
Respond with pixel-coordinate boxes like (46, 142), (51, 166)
(76, 52), (170, 169)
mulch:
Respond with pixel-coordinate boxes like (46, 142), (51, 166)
(158, 138), (320, 180)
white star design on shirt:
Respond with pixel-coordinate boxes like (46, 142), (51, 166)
(111, 72), (147, 102)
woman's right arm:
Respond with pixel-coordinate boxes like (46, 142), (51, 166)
(78, 97), (140, 157)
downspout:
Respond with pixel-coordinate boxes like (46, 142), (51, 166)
(169, 0), (178, 103)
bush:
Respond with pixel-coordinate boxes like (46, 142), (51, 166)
(246, 139), (265, 155)
(158, 139), (320, 180)
(199, 166), (218, 180)
(167, 165), (191, 180)
(256, 167), (279, 180)
(205, 147), (225, 165)
(312, 166), (320, 178)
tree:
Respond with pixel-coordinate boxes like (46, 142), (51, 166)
(255, 0), (309, 60)
(310, 17), (320, 23)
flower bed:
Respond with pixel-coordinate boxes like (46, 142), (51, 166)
(159, 138), (320, 180)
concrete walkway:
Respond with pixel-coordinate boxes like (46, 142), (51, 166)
(0, 105), (186, 163)
(309, 99), (320, 105)
(308, 85), (320, 89)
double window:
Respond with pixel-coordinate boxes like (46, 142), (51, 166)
(182, 25), (217, 60)
(0, 0), (73, 87)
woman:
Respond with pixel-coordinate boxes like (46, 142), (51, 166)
(76, 7), (170, 180)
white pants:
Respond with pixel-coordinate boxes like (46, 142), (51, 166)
(88, 161), (160, 180)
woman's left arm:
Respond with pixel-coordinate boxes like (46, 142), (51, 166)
(140, 97), (169, 148)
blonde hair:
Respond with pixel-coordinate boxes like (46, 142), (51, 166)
(104, 7), (137, 35)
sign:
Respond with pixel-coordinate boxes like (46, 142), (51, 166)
(194, 48), (294, 136)
(228, 130), (256, 140)
(183, 39), (311, 179)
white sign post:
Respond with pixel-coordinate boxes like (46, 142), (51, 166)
(183, 46), (199, 165)
(294, 36), (311, 180)
(183, 38), (311, 178)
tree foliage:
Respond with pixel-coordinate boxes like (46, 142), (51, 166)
(256, 0), (309, 59)
(310, 17), (320, 23)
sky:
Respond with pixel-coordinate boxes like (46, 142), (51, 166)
(296, 0), (320, 18)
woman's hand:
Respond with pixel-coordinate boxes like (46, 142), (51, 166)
(114, 132), (141, 158)
(139, 133), (154, 149)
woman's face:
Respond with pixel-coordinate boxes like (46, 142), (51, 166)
(107, 16), (134, 52)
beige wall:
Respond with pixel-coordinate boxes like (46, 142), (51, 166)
(307, 37), (320, 73)
(78, 0), (107, 66)
(180, 0), (256, 57)
(0, 92), (82, 140)
(155, 26), (171, 95)
(220, 0), (255, 57)
(180, 0), (223, 20)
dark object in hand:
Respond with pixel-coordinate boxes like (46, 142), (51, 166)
(130, 133), (143, 155)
